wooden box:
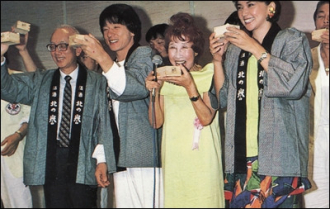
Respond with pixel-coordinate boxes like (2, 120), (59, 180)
(13, 20), (30, 34)
(69, 34), (85, 47)
(214, 23), (240, 38)
(156, 66), (181, 77)
(312, 28), (327, 42)
(1, 32), (20, 45)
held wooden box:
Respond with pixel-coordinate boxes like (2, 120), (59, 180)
(156, 66), (181, 77)
(214, 23), (240, 38)
(13, 20), (30, 34)
(69, 34), (85, 47)
(312, 28), (327, 42)
(1, 32), (20, 45)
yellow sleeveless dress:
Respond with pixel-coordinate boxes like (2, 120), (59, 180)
(160, 63), (224, 208)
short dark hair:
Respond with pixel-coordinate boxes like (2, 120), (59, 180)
(313, 1), (329, 23)
(165, 12), (204, 62)
(145, 23), (169, 43)
(232, 1), (281, 23)
(99, 4), (141, 43)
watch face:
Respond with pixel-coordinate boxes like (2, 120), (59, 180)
(258, 52), (268, 63)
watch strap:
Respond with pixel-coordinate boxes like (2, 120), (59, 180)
(258, 52), (268, 63)
(190, 95), (200, 102)
(15, 130), (23, 138)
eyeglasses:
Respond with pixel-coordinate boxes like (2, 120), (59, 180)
(46, 43), (69, 52)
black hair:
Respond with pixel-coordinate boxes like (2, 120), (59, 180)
(145, 23), (169, 43)
(313, 1), (329, 23)
(232, 1), (281, 23)
(225, 11), (241, 25)
(99, 4), (141, 43)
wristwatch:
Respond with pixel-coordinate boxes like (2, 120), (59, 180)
(15, 130), (23, 138)
(258, 52), (268, 63)
(190, 95), (200, 102)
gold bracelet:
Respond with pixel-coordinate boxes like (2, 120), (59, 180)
(15, 130), (23, 138)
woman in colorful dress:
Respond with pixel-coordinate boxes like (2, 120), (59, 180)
(209, 1), (312, 208)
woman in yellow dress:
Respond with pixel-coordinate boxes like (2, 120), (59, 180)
(145, 12), (224, 208)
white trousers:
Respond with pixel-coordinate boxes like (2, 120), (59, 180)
(1, 156), (32, 208)
(304, 126), (329, 208)
(113, 167), (164, 208)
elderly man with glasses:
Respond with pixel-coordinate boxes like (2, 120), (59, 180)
(1, 24), (117, 208)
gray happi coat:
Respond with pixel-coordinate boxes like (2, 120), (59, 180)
(1, 63), (116, 185)
(210, 28), (312, 177)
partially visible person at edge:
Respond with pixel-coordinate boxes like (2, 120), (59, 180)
(209, 1), (312, 208)
(303, 1), (329, 208)
(146, 23), (171, 66)
(145, 12), (224, 208)
(1, 30), (37, 208)
(1, 24), (116, 208)
(73, 3), (163, 208)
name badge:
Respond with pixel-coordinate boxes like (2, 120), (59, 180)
(5, 103), (21, 115)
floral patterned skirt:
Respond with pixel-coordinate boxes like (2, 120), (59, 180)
(224, 156), (311, 208)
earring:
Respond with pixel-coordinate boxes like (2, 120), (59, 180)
(268, 7), (275, 18)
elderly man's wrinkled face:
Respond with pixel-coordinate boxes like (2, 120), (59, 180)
(50, 28), (81, 73)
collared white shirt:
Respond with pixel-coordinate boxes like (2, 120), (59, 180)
(315, 45), (329, 132)
(102, 60), (126, 129)
(93, 60), (126, 164)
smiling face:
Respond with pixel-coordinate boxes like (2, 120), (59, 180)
(102, 20), (134, 60)
(168, 36), (195, 70)
(50, 27), (81, 74)
(236, 1), (272, 35)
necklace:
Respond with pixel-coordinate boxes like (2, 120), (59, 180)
(325, 67), (329, 72)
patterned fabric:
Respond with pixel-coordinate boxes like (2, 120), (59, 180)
(58, 76), (72, 147)
(224, 157), (311, 208)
